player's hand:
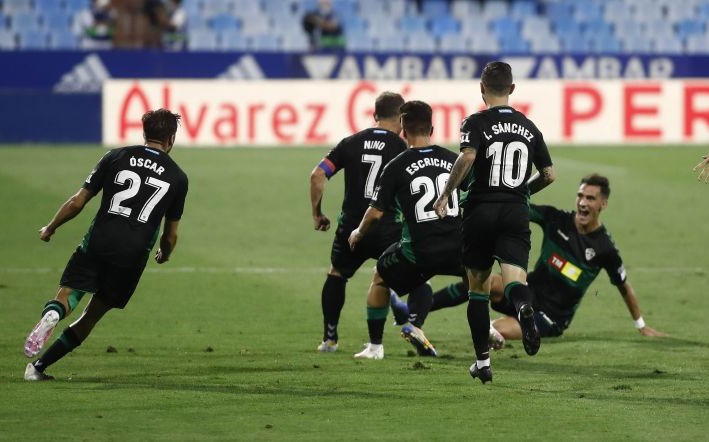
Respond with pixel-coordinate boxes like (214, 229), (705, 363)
(313, 214), (331, 231)
(433, 194), (449, 219)
(39, 225), (55, 242)
(348, 228), (362, 251)
(693, 154), (709, 182)
(155, 249), (169, 264)
(639, 326), (668, 337)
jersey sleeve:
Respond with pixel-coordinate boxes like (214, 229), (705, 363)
(165, 173), (189, 221)
(318, 139), (348, 179)
(529, 204), (555, 226)
(459, 116), (484, 153)
(82, 149), (118, 195)
(602, 246), (627, 286)
(369, 161), (397, 212)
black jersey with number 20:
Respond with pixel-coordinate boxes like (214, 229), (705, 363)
(82, 145), (189, 266)
(370, 146), (461, 267)
(460, 105), (552, 204)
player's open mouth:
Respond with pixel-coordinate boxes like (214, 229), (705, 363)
(578, 209), (589, 217)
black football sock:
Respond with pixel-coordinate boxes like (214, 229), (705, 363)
(41, 300), (66, 320)
(321, 274), (346, 342)
(467, 291), (491, 361)
(366, 306), (388, 345)
(430, 282), (468, 312)
(33, 327), (82, 373)
(407, 283), (433, 327)
(505, 282), (534, 315)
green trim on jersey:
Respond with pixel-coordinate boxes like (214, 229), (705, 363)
(395, 196), (416, 264)
(80, 218), (97, 252)
(537, 235), (601, 294)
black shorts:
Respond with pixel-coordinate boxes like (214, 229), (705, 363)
(331, 217), (401, 279)
(491, 295), (565, 338)
(59, 247), (148, 309)
(376, 243), (464, 295)
(462, 201), (531, 270)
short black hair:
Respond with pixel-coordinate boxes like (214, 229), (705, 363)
(481, 61), (513, 96)
(374, 92), (405, 120)
(400, 100), (432, 137)
(580, 173), (611, 198)
(142, 109), (181, 143)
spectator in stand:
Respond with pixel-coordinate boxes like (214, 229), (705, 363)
(163, 0), (187, 50)
(75, 0), (115, 50)
(302, 0), (345, 51)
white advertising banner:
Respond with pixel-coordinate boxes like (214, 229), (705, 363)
(103, 80), (709, 146)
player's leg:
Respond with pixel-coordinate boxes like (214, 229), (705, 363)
(430, 281), (468, 312)
(499, 263), (539, 356)
(353, 269), (388, 360)
(466, 266), (493, 377)
(26, 294), (112, 380)
(405, 282), (433, 328)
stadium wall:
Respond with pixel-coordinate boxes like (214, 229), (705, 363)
(1, 51), (708, 144)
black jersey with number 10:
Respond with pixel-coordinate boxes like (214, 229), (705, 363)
(82, 146), (189, 266)
(460, 105), (552, 204)
(370, 146), (462, 267)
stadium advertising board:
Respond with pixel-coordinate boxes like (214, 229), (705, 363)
(103, 79), (709, 146)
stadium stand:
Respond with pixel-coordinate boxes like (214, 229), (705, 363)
(0, 0), (708, 53)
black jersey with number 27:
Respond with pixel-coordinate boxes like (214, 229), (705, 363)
(460, 105), (552, 204)
(82, 145), (189, 266)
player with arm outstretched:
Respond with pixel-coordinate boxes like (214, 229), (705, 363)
(24, 109), (188, 381)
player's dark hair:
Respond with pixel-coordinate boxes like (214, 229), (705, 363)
(580, 173), (611, 198)
(142, 109), (181, 144)
(400, 100), (432, 137)
(374, 92), (405, 120)
(481, 61), (513, 96)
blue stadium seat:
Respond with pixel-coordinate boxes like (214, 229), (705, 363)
(510, 0), (537, 19)
(499, 36), (530, 53)
(202, 0), (234, 15)
(675, 19), (706, 40)
(280, 33), (310, 52)
(42, 11), (73, 31)
(11, 11), (40, 31)
(48, 30), (79, 49)
(652, 37), (683, 53)
(583, 20), (613, 37)
(686, 34), (709, 54)
(405, 34), (436, 52)
(218, 30), (249, 50)
(438, 34), (468, 52)
(232, 0), (263, 20)
(530, 36), (560, 53)
(545, 2), (573, 23)
(591, 35), (622, 53)
(377, 34), (406, 52)
(573, 1), (604, 22)
(491, 17), (519, 36)
(332, 0), (358, 17)
(342, 16), (367, 35)
(429, 17), (459, 38)
(187, 29), (218, 50)
(562, 35), (592, 52)
(17, 31), (48, 49)
(398, 16), (428, 33)
(621, 35), (653, 53)
(345, 34), (376, 52)
(210, 13), (240, 31)
(250, 34), (280, 51)
(450, 0), (482, 20)
(481, 0), (509, 20)
(0, 29), (15, 49)
(64, 0), (90, 14)
(183, 0), (203, 16)
(0, 12), (6, 30)
(2, 0), (33, 14)
(422, 0), (450, 18)
(35, 0), (64, 14)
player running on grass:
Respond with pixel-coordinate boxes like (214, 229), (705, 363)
(433, 61), (555, 383)
(23, 109), (188, 381)
(310, 92), (432, 353)
(392, 174), (667, 346)
(349, 100), (465, 360)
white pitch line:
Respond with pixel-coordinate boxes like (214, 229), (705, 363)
(0, 266), (703, 274)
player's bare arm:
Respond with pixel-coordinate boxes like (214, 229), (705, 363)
(434, 148), (476, 218)
(348, 206), (383, 250)
(39, 188), (94, 242)
(618, 281), (667, 337)
(527, 165), (556, 195)
(310, 166), (331, 231)
(692, 153), (709, 183)
(155, 219), (180, 264)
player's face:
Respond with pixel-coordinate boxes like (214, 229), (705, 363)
(575, 184), (607, 228)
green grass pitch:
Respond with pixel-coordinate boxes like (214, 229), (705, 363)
(1, 145), (708, 441)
